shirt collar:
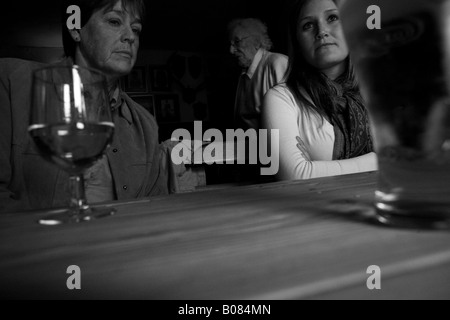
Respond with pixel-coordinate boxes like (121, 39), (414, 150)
(112, 87), (133, 124)
(56, 57), (133, 124)
(244, 48), (265, 79)
(110, 86), (121, 110)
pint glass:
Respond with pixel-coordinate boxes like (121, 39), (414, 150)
(340, 0), (450, 228)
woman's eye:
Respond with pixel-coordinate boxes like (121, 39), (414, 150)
(109, 19), (121, 26)
(302, 22), (314, 31)
(132, 28), (141, 35)
(328, 14), (339, 22)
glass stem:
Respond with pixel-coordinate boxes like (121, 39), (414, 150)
(69, 174), (89, 212)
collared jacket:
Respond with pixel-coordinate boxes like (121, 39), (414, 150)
(234, 49), (288, 130)
(0, 58), (169, 213)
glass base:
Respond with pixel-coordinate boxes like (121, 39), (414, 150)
(38, 206), (116, 226)
(375, 202), (450, 230)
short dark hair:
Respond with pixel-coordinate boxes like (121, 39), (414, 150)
(61, 0), (146, 59)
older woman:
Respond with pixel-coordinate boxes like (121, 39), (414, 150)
(0, 0), (168, 212)
(261, 0), (377, 181)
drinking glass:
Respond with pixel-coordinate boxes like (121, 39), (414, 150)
(29, 65), (116, 225)
(340, 0), (450, 228)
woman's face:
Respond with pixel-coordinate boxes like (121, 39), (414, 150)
(297, 0), (349, 77)
(76, 0), (142, 80)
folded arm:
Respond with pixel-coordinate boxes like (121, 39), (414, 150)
(262, 87), (378, 181)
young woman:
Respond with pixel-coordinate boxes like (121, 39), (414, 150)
(262, 0), (377, 180)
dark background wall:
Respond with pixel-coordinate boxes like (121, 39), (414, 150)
(0, 0), (292, 139)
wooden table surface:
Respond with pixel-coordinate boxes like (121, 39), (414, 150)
(1, 171), (449, 300)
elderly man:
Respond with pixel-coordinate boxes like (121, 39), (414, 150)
(228, 18), (288, 130)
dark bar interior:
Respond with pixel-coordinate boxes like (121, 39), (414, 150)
(1, 0), (450, 303)
(0, 0), (290, 139)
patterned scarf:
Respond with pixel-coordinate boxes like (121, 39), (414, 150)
(294, 60), (374, 160)
(329, 75), (374, 160)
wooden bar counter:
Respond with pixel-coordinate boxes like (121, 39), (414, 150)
(1, 172), (449, 299)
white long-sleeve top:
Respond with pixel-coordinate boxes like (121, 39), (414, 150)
(262, 84), (378, 181)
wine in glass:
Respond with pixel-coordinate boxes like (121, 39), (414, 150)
(28, 65), (116, 225)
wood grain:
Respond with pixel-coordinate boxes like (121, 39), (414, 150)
(0, 171), (449, 299)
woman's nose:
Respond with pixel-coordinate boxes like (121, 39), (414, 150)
(315, 22), (330, 40)
(316, 30), (329, 40)
(122, 26), (136, 44)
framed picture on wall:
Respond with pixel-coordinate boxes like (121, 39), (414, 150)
(130, 95), (155, 117)
(149, 66), (171, 92)
(154, 94), (180, 123)
(122, 66), (148, 93)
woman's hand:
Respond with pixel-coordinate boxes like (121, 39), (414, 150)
(296, 136), (312, 161)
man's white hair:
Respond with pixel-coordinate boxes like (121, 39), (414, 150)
(227, 18), (273, 50)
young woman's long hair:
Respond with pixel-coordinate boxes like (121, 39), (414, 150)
(285, 0), (361, 122)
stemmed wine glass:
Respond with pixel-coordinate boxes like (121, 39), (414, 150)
(28, 65), (116, 225)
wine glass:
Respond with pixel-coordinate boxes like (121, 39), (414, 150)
(28, 65), (116, 225)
